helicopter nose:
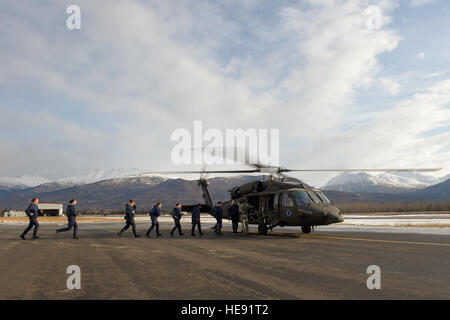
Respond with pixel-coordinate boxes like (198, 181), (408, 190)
(324, 207), (344, 224)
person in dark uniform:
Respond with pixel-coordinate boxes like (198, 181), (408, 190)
(214, 201), (223, 236)
(170, 203), (184, 237)
(20, 198), (41, 240)
(56, 199), (80, 239)
(228, 200), (240, 233)
(191, 204), (203, 236)
(118, 200), (140, 237)
(146, 202), (162, 237)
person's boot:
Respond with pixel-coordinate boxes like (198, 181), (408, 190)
(191, 233), (196, 236)
(135, 234), (140, 238)
(73, 236), (79, 239)
(32, 236), (39, 239)
(20, 234), (25, 240)
(180, 233), (184, 236)
(170, 232), (174, 237)
(118, 231), (122, 237)
(145, 232), (150, 237)
(157, 233), (162, 237)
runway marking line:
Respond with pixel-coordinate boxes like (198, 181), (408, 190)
(301, 234), (450, 247)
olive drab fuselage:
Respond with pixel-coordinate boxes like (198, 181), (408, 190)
(198, 179), (344, 234)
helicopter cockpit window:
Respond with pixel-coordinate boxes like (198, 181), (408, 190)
(306, 191), (321, 204)
(280, 193), (294, 207)
(314, 191), (332, 205)
(293, 191), (311, 206)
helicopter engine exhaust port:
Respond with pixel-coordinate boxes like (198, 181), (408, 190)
(230, 181), (265, 199)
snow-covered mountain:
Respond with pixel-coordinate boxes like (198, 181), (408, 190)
(0, 169), (173, 192)
(322, 171), (445, 194)
(0, 175), (51, 190)
(30, 168), (173, 193)
(55, 168), (155, 186)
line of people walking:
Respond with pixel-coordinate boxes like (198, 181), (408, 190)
(118, 200), (207, 237)
(19, 198), (250, 240)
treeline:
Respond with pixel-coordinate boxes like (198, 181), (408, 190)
(337, 200), (450, 213)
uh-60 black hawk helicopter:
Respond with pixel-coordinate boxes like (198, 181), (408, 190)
(150, 163), (440, 234)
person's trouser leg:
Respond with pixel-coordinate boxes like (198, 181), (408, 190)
(216, 221), (222, 234)
(57, 225), (71, 232)
(191, 223), (196, 235)
(22, 219), (34, 236)
(32, 219), (39, 237)
(131, 220), (137, 236)
(73, 220), (78, 237)
(58, 218), (73, 233)
(120, 221), (130, 234)
(198, 221), (203, 235)
(243, 218), (248, 233)
(215, 219), (220, 233)
(171, 223), (177, 235)
(171, 219), (181, 235)
(232, 216), (238, 232)
(147, 216), (156, 235)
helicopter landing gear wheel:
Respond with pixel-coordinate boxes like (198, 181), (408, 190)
(301, 226), (312, 234)
(258, 223), (268, 235)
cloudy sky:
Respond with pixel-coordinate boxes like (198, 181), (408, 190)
(0, 0), (449, 186)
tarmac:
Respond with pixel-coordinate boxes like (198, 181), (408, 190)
(0, 219), (449, 300)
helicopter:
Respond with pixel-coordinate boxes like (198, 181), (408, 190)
(148, 163), (441, 234)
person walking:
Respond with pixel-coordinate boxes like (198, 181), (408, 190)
(146, 202), (163, 237)
(118, 200), (140, 238)
(56, 199), (80, 239)
(191, 204), (203, 236)
(214, 202), (223, 236)
(170, 203), (184, 237)
(20, 198), (41, 240)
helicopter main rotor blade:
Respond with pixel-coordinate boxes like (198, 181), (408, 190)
(281, 168), (442, 172)
(138, 167), (442, 176)
(140, 169), (260, 175)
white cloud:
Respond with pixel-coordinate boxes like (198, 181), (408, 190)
(0, 0), (448, 185)
(410, 0), (439, 8)
(298, 79), (450, 185)
(379, 77), (401, 95)
(418, 52), (426, 59)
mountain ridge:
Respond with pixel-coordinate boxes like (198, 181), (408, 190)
(0, 173), (449, 211)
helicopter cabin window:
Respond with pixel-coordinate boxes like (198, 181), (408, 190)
(280, 193), (294, 207)
(294, 191), (311, 206)
(267, 195), (274, 211)
(247, 196), (259, 211)
(261, 195), (275, 212)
